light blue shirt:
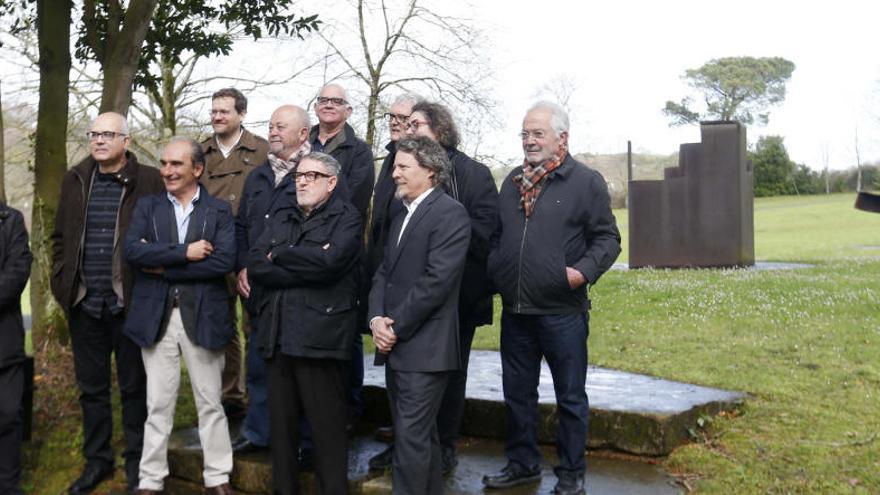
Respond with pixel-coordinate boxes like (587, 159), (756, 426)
(167, 188), (201, 244)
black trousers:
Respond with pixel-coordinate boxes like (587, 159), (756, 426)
(387, 368), (449, 495)
(267, 354), (348, 495)
(0, 362), (23, 495)
(69, 306), (147, 477)
(437, 322), (476, 449)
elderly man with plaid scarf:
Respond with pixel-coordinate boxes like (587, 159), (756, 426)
(484, 101), (621, 495)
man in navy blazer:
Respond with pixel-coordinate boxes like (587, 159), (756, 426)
(368, 136), (471, 494)
(123, 137), (236, 495)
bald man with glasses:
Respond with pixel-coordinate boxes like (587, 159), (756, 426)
(51, 112), (164, 494)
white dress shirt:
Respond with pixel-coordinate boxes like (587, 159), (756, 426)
(397, 187), (434, 246)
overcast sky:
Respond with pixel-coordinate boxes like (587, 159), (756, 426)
(468, 0), (880, 169)
(3, 0), (877, 170)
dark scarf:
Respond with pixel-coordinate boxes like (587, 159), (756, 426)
(513, 146), (567, 217)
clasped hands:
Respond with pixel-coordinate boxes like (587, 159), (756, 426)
(370, 316), (397, 353)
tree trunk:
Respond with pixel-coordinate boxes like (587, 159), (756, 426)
(0, 81), (6, 204)
(97, 0), (159, 115)
(32, 0), (73, 346)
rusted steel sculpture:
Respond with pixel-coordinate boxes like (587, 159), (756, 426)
(629, 121), (754, 268)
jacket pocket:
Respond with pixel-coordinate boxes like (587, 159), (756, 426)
(300, 295), (356, 351)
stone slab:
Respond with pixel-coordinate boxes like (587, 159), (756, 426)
(363, 351), (746, 455)
(167, 429), (680, 494)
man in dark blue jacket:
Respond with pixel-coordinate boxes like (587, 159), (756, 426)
(123, 138), (236, 495)
(483, 102), (621, 495)
(0, 203), (32, 495)
(248, 152), (362, 494)
(231, 104), (311, 455)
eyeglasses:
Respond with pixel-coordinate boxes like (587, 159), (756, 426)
(407, 119), (430, 131)
(520, 130), (549, 141)
(384, 112), (410, 123)
(293, 170), (332, 183)
(86, 131), (127, 141)
(315, 96), (348, 107)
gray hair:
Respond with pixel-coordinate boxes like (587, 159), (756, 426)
(395, 136), (450, 187)
(168, 136), (206, 168)
(320, 83), (351, 108)
(302, 152), (341, 177)
(391, 93), (423, 108)
(528, 100), (570, 137)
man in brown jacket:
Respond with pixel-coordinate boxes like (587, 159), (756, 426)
(200, 88), (269, 419)
(51, 112), (164, 494)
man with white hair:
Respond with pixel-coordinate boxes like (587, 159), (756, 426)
(483, 102), (621, 495)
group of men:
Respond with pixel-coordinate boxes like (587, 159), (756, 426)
(0, 82), (620, 495)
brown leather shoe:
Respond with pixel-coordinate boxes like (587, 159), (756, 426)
(204, 483), (234, 495)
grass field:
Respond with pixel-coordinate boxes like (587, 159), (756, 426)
(472, 193), (880, 492)
(21, 192), (880, 493)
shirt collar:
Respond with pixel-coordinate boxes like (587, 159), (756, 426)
(403, 187), (434, 212)
(167, 186), (201, 207)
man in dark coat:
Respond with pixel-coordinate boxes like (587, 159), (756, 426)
(368, 137), (471, 494)
(231, 104), (312, 455)
(483, 102), (621, 495)
(309, 83), (375, 435)
(0, 203), (32, 495)
(124, 138), (236, 495)
(247, 153), (362, 494)
(50, 112), (164, 494)
(200, 87), (270, 419)
(405, 100), (499, 472)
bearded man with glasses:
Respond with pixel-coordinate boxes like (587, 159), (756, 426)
(51, 112), (164, 494)
(248, 152), (363, 494)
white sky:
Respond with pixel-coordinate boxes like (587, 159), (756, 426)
(3, 0), (878, 170)
(467, 0), (880, 169)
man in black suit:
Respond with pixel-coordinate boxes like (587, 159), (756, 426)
(368, 136), (471, 494)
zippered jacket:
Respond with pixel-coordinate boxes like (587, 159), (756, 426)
(488, 154), (621, 315)
(122, 186), (236, 350)
(50, 152), (164, 314)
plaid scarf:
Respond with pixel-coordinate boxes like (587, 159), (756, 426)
(268, 141), (312, 186)
(513, 146), (567, 217)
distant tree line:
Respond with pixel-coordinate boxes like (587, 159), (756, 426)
(750, 135), (879, 197)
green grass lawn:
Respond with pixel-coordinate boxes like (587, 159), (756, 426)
(23, 193), (880, 493)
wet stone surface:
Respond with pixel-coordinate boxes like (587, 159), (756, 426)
(363, 351), (746, 455)
(167, 427), (681, 494)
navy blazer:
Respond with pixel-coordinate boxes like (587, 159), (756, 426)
(368, 188), (471, 372)
(123, 186), (236, 350)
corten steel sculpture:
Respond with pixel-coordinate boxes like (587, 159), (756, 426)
(855, 191), (880, 213)
(629, 121), (754, 268)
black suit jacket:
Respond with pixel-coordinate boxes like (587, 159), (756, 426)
(368, 188), (471, 372)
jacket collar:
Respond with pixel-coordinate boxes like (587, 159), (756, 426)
(73, 151), (140, 188)
(309, 123), (356, 154)
(203, 127), (262, 153)
(388, 188), (443, 272)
